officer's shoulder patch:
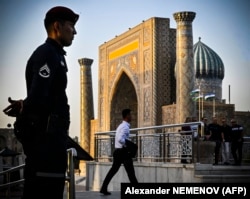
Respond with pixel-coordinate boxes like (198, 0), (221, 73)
(60, 60), (65, 67)
(39, 64), (50, 78)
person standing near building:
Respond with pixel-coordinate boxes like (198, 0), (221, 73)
(3, 6), (79, 199)
(221, 118), (231, 165)
(201, 117), (210, 140)
(100, 109), (138, 195)
(230, 119), (244, 166)
(208, 117), (222, 165)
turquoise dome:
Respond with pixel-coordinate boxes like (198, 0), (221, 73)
(194, 38), (224, 80)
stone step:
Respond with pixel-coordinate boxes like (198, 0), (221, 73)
(195, 174), (250, 183)
(194, 164), (250, 175)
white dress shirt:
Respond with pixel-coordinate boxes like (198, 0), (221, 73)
(115, 121), (130, 148)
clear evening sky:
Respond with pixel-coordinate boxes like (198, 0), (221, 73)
(0, 0), (249, 138)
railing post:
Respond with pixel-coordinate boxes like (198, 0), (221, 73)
(67, 149), (75, 199)
(139, 134), (142, 162)
(167, 133), (170, 162)
(159, 133), (162, 162)
(135, 132), (138, 162)
(163, 133), (166, 162)
(111, 136), (114, 161)
(7, 172), (10, 199)
(94, 134), (97, 161)
(192, 130), (194, 164)
(196, 133), (200, 163)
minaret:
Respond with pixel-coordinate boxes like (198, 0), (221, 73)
(78, 58), (94, 153)
(173, 11), (196, 124)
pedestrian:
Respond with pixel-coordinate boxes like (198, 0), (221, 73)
(3, 6), (79, 199)
(201, 117), (210, 140)
(100, 109), (138, 195)
(208, 117), (222, 165)
(221, 118), (231, 165)
(230, 119), (244, 166)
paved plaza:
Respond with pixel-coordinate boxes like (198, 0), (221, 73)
(63, 184), (121, 199)
(64, 191), (120, 199)
(0, 191), (120, 199)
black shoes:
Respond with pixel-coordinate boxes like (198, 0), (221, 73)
(100, 190), (111, 195)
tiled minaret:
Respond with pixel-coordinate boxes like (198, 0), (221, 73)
(173, 11), (196, 123)
(78, 58), (94, 153)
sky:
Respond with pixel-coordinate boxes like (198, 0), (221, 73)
(0, 0), (249, 139)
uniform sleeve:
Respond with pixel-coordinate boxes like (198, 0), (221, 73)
(23, 46), (55, 116)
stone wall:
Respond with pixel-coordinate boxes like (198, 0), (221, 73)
(162, 101), (235, 124)
(86, 162), (199, 191)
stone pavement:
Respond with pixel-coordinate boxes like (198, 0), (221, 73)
(63, 184), (121, 199)
(0, 190), (120, 199)
(0, 184), (120, 199)
(64, 191), (120, 199)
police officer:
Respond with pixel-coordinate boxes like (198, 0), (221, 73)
(208, 117), (222, 165)
(230, 119), (244, 166)
(3, 6), (79, 199)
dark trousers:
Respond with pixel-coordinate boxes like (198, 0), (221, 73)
(214, 141), (221, 164)
(100, 148), (138, 191)
(22, 132), (67, 199)
(231, 141), (243, 165)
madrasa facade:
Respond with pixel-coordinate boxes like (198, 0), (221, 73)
(78, 12), (249, 157)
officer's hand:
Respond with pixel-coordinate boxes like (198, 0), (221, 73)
(3, 97), (23, 117)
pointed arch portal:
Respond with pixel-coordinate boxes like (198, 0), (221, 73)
(110, 72), (138, 130)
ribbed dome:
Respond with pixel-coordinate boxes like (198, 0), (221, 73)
(194, 38), (224, 79)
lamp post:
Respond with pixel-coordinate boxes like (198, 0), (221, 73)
(201, 92), (204, 118)
(198, 86), (201, 121)
(213, 90), (215, 117)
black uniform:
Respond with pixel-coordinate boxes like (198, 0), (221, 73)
(20, 38), (70, 199)
(231, 124), (244, 165)
(208, 123), (222, 165)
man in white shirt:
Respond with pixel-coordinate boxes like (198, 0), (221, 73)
(100, 109), (138, 195)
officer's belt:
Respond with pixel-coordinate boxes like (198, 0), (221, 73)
(36, 172), (65, 178)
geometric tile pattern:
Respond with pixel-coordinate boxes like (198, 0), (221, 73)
(174, 12), (196, 124)
(98, 17), (177, 131)
(79, 58), (94, 153)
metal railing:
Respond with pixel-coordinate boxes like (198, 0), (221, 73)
(95, 122), (204, 163)
(95, 122), (250, 164)
(0, 164), (25, 199)
(0, 148), (77, 199)
(65, 148), (76, 199)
